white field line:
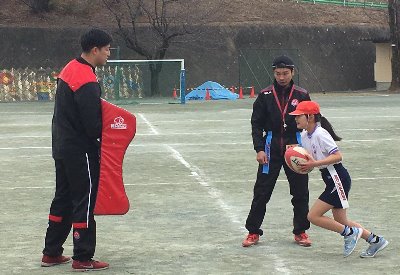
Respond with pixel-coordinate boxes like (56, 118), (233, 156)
(137, 113), (159, 135)
(0, 131), (248, 138)
(1, 123), (399, 130)
(1, 136), (400, 151)
(1, 131), (399, 139)
(1, 126), (400, 139)
(346, 176), (400, 181)
(1, 130), (399, 139)
(3, 176), (399, 190)
(0, 154), (50, 158)
(0, 112), (52, 114)
(341, 128), (400, 131)
(0, 148), (252, 159)
(0, 136), (51, 139)
(328, 115), (400, 119)
(343, 138), (399, 142)
(165, 144), (243, 227)
(0, 124), (50, 127)
(0, 146), (52, 150)
(141, 115), (400, 124)
(1, 108), (393, 117)
(133, 131), (249, 136)
(2, 186), (55, 190)
(149, 118), (250, 123)
(0, 142), (253, 151)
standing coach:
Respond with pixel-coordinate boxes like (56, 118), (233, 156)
(41, 28), (112, 271)
(242, 56), (312, 248)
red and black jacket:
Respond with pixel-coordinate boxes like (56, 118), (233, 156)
(251, 80), (310, 156)
(52, 57), (102, 158)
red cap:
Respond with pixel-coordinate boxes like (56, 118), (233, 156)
(289, 101), (320, 115)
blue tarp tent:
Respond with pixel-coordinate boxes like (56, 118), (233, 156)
(185, 81), (238, 100)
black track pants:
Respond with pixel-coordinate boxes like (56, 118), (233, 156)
(245, 155), (310, 235)
(43, 152), (100, 261)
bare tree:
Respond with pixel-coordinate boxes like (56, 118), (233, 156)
(103, 0), (193, 97)
(389, 0), (400, 92)
(21, 0), (51, 13)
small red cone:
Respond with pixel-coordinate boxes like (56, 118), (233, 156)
(172, 88), (177, 99)
(230, 86), (236, 93)
(205, 88), (211, 100)
(249, 86), (255, 98)
(239, 86), (244, 99)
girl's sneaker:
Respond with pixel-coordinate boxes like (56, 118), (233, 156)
(343, 227), (363, 257)
(360, 237), (389, 258)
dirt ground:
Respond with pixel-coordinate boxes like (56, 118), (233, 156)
(0, 0), (389, 28)
(0, 93), (399, 274)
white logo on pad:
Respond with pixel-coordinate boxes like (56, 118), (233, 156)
(111, 116), (127, 129)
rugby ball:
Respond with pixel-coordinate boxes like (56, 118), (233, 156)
(284, 146), (313, 174)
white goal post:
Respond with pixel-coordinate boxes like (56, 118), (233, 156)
(106, 59), (186, 104)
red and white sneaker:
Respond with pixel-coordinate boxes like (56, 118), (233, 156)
(242, 233), (260, 247)
(41, 255), (72, 267)
(72, 259), (109, 272)
(294, 232), (312, 247)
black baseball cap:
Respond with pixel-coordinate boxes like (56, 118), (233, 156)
(272, 55), (295, 69)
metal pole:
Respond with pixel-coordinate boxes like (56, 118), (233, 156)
(110, 47), (121, 100)
(180, 68), (186, 104)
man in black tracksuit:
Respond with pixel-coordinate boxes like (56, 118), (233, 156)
(242, 56), (312, 247)
(41, 29), (112, 271)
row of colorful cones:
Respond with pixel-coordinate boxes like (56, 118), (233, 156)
(172, 86), (256, 100)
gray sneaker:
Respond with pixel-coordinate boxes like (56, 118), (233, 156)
(360, 237), (389, 258)
(343, 227), (363, 257)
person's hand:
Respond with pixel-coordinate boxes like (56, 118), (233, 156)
(303, 152), (314, 161)
(299, 153), (316, 172)
(256, 151), (268, 164)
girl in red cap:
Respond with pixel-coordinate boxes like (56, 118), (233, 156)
(289, 101), (388, 258)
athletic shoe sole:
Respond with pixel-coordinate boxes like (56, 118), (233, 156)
(242, 240), (259, 247)
(41, 258), (72, 267)
(72, 266), (109, 272)
(295, 241), (312, 247)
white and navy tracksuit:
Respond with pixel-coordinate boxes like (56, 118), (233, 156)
(245, 80), (311, 236)
(301, 125), (351, 208)
(43, 57), (102, 261)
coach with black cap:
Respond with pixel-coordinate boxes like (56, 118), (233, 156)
(242, 55), (312, 247)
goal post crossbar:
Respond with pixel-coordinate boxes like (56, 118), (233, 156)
(107, 59), (185, 70)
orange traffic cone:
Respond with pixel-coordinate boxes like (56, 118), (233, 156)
(249, 86), (255, 98)
(172, 88), (177, 99)
(205, 88), (211, 100)
(239, 86), (244, 99)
